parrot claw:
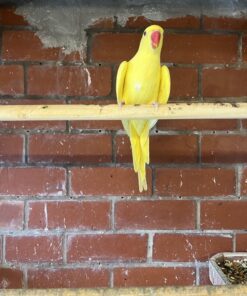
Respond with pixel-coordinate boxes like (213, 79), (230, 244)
(152, 102), (159, 110)
(118, 102), (124, 109)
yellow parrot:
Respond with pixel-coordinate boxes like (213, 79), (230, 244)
(116, 25), (171, 192)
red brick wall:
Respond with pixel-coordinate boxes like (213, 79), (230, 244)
(0, 5), (247, 288)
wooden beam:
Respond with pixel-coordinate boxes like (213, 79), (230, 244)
(0, 286), (246, 296)
(0, 103), (246, 121)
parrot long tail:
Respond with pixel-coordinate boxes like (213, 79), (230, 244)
(129, 121), (150, 192)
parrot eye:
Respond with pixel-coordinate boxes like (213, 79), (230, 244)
(143, 31), (146, 36)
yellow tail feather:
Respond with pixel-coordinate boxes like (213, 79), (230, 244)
(129, 121), (150, 192)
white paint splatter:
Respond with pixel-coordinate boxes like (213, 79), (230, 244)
(84, 68), (92, 87)
(44, 202), (48, 231)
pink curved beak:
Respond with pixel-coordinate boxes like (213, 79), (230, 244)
(151, 31), (161, 48)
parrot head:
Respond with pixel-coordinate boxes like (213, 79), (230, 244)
(139, 24), (164, 54)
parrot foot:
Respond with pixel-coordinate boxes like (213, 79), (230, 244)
(152, 102), (159, 110)
(118, 102), (124, 109)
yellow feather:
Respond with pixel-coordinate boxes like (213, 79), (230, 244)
(116, 25), (171, 192)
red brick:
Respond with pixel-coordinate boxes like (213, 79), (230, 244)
(0, 236), (2, 262)
(28, 66), (111, 96)
(242, 168), (247, 195)
(28, 268), (109, 288)
(0, 201), (23, 230)
(0, 6), (28, 26)
(91, 33), (140, 63)
(0, 65), (24, 95)
(0, 99), (66, 131)
(0, 268), (23, 288)
(91, 33), (238, 64)
(124, 15), (200, 29)
(199, 268), (211, 285)
(115, 200), (195, 230)
(170, 67), (198, 98)
(157, 119), (238, 131)
(202, 68), (247, 97)
(203, 16), (247, 31)
(0, 135), (23, 163)
(28, 201), (110, 230)
(201, 201), (247, 230)
(67, 234), (147, 262)
(70, 167), (152, 196)
(202, 135), (247, 163)
(116, 135), (198, 164)
(0, 167), (66, 196)
(2, 31), (81, 62)
(243, 35), (247, 62)
(242, 119), (247, 129)
(164, 34), (238, 64)
(153, 234), (232, 262)
(114, 267), (195, 287)
(6, 236), (63, 263)
(71, 120), (122, 131)
(29, 134), (112, 163)
(155, 168), (235, 197)
(69, 99), (122, 130)
(236, 234), (247, 251)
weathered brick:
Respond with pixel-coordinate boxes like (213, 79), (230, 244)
(70, 167), (152, 196)
(124, 16), (200, 29)
(0, 268), (23, 288)
(0, 236), (2, 262)
(2, 30), (81, 62)
(241, 168), (247, 195)
(169, 67), (198, 99)
(114, 267), (195, 287)
(29, 134), (112, 163)
(157, 119), (238, 131)
(115, 200), (195, 230)
(71, 120), (122, 131)
(90, 18), (114, 29)
(0, 65), (24, 95)
(91, 33), (238, 64)
(155, 168), (235, 197)
(203, 16), (247, 31)
(0, 99), (66, 131)
(0, 167), (66, 196)
(164, 34), (238, 64)
(199, 268), (211, 285)
(116, 135), (198, 164)
(91, 33), (140, 63)
(201, 201), (247, 230)
(28, 268), (109, 288)
(67, 234), (147, 262)
(202, 68), (247, 97)
(0, 135), (24, 163)
(242, 119), (247, 129)
(153, 234), (232, 262)
(202, 135), (247, 163)
(243, 35), (247, 62)
(236, 234), (247, 251)
(0, 201), (23, 230)
(0, 6), (27, 26)
(28, 201), (110, 230)
(28, 66), (111, 96)
(5, 236), (63, 263)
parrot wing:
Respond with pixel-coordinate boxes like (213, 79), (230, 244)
(116, 61), (128, 105)
(158, 65), (171, 104)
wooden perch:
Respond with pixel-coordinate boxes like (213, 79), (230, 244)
(0, 286), (247, 296)
(0, 103), (246, 121)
